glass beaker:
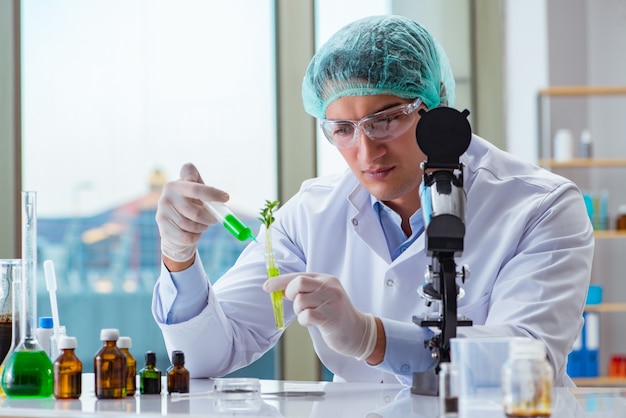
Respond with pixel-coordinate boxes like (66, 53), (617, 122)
(0, 259), (21, 397)
(0, 259), (20, 365)
(1, 191), (54, 398)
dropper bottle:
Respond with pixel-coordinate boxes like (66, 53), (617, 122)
(1, 191), (54, 398)
(167, 350), (189, 394)
(139, 351), (162, 394)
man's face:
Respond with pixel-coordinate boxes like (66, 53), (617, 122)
(325, 94), (427, 210)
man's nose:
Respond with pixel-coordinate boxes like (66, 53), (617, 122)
(355, 129), (385, 159)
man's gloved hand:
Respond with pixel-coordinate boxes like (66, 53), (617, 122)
(263, 273), (377, 361)
(155, 163), (229, 263)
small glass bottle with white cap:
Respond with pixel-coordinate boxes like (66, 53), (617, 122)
(53, 336), (82, 399)
(502, 339), (553, 417)
(117, 336), (137, 396)
(94, 328), (127, 399)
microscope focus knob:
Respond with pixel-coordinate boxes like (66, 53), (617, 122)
(456, 264), (470, 283)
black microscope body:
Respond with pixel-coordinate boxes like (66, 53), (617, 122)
(411, 106), (473, 396)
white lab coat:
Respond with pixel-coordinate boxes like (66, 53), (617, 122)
(153, 135), (594, 386)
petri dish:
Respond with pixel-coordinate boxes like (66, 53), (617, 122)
(213, 378), (262, 412)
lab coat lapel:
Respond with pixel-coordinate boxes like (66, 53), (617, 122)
(347, 185), (393, 264)
(394, 232), (425, 264)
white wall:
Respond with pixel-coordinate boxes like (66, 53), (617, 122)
(503, 0), (548, 163)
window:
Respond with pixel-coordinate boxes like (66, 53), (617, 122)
(22, 0), (277, 374)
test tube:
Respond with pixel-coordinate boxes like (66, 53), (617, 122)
(204, 202), (256, 242)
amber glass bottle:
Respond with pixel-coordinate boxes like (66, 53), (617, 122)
(117, 336), (136, 396)
(53, 336), (82, 399)
(617, 205), (626, 231)
(139, 351), (161, 394)
(167, 350), (190, 394)
(94, 328), (126, 399)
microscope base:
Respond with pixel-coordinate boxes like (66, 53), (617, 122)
(411, 368), (439, 396)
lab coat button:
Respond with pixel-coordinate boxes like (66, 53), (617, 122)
(386, 279), (395, 287)
(400, 364), (410, 373)
(351, 218), (358, 226)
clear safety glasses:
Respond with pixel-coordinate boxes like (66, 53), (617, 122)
(320, 97), (423, 149)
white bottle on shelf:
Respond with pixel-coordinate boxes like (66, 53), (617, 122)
(553, 129), (574, 161)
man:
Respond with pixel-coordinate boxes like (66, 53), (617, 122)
(152, 15), (593, 386)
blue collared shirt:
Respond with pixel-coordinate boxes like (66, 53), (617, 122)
(372, 197), (424, 261)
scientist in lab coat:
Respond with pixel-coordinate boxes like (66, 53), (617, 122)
(152, 15), (594, 386)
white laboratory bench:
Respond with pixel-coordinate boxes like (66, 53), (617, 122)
(0, 374), (624, 417)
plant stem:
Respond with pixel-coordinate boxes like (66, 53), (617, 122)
(265, 227), (284, 330)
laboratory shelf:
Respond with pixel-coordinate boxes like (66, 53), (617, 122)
(538, 158), (626, 168)
(573, 376), (626, 387)
(538, 85), (626, 96)
(538, 85), (626, 393)
(578, 304), (626, 386)
(593, 230), (626, 239)
(584, 303), (626, 313)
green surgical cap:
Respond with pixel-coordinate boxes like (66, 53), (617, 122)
(302, 15), (455, 119)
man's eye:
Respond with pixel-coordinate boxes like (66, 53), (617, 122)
(333, 125), (354, 137)
(370, 114), (401, 129)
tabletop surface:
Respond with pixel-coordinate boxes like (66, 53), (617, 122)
(0, 374), (624, 417)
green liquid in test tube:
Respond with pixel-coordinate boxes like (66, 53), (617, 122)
(204, 202), (256, 242)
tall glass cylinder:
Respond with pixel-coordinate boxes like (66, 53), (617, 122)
(22, 191), (38, 349)
(0, 191), (54, 398)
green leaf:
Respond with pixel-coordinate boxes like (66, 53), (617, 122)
(258, 199), (280, 228)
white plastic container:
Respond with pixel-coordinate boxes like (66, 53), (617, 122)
(35, 316), (54, 358)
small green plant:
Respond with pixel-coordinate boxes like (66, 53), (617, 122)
(258, 200), (280, 229)
(258, 200), (284, 330)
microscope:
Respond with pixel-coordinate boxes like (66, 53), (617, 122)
(411, 107), (473, 396)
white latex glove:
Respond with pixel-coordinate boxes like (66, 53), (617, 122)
(264, 272), (377, 361)
(155, 163), (229, 262)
